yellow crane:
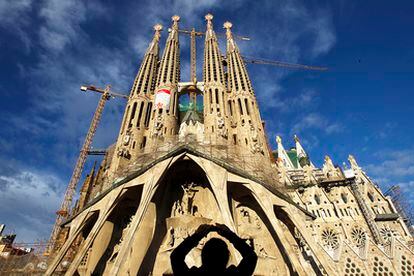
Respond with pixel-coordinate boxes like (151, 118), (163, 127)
(45, 85), (128, 255)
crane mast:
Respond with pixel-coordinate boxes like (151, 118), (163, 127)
(45, 85), (127, 255)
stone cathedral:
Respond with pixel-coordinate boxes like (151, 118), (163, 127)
(45, 15), (414, 275)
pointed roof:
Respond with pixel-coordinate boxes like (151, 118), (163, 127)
(223, 21), (238, 53)
(146, 24), (162, 55)
(276, 136), (295, 169)
(130, 24), (162, 96)
(294, 135), (315, 168)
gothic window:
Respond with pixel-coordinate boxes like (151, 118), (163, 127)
(344, 258), (364, 276)
(321, 228), (339, 250)
(368, 192), (375, 202)
(232, 134), (237, 145)
(314, 194), (321, 205)
(372, 256), (394, 276)
(144, 102), (152, 127)
(238, 98), (243, 115)
(228, 100), (233, 116)
(400, 255), (414, 275)
(351, 227), (367, 248)
(129, 102), (137, 128)
(141, 136), (147, 149)
(341, 193), (348, 203)
(380, 226), (399, 245)
(245, 98), (250, 115)
(136, 102), (144, 128)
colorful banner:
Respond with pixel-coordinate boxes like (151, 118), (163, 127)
(155, 88), (171, 110)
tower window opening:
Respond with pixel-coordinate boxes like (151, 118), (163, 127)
(245, 138), (248, 145)
(314, 194), (321, 205)
(245, 98), (250, 115)
(141, 136), (147, 149)
(233, 134), (237, 145)
(158, 108), (163, 115)
(129, 102), (138, 127)
(341, 193), (348, 203)
(132, 141), (136, 149)
(228, 100), (233, 116)
(144, 102), (152, 127)
(238, 98), (243, 115)
(368, 192), (375, 202)
(137, 102), (144, 128)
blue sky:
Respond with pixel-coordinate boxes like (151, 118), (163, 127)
(0, 0), (413, 242)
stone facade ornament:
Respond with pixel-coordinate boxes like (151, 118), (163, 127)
(154, 114), (164, 137)
(216, 112), (227, 138)
(249, 124), (263, 154)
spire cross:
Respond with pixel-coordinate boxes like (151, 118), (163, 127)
(205, 13), (213, 29)
(172, 15), (180, 30)
(223, 21), (233, 40)
(153, 24), (163, 41)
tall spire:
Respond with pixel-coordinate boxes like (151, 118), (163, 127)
(130, 24), (163, 96)
(224, 21), (269, 157)
(224, 21), (253, 94)
(156, 15), (180, 87)
(109, 24), (163, 177)
(203, 13), (228, 142)
(150, 15), (181, 140)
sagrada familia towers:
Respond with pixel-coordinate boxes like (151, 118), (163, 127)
(43, 15), (413, 275)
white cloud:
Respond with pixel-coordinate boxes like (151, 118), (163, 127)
(366, 149), (414, 178)
(0, 167), (64, 242)
(292, 112), (343, 135)
(0, 0), (33, 50)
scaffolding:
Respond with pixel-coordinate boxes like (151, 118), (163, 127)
(113, 135), (283, 193)
(385, 185), (414, 236)
(0, 240), (49, 275)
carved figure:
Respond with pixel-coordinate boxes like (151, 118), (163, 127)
(216, 113), (227, 138)
(154, 114), (164, 137)
(249, 125), (263, 153)
(181, 183), (198, 215)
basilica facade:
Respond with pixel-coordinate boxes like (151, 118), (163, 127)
(45, 14), (414, 275)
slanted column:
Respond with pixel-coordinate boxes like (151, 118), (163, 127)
(224, 22), (269, 157)
(149, 15), (181, 144)
(110, 24), (162, 178)
(202, 14), (228, 143)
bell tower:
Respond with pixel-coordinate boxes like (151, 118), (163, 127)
(202, 14), (228, 143)
(224, 22), (269, 157)
(149, 15), (181, 143)
(110, 24), (162, 176)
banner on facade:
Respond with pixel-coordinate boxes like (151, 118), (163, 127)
(155, 89), (171, 110)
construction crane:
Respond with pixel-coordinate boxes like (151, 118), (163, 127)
(176, 28), (250, 107)
(176, 27), (327, 88)
(45, 85), (128, 255)
(242, 56), (328, 71)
